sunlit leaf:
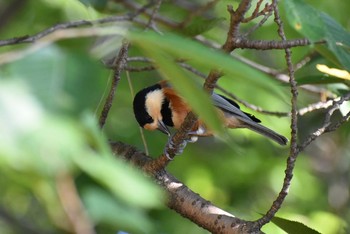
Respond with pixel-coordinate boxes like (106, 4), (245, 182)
(316, 64), (350, 80)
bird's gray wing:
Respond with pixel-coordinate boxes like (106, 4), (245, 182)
(211, 93), (252, 121)
(211, 93), (288, 145)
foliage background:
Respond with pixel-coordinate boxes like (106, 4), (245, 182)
(0, 0), (349, 233)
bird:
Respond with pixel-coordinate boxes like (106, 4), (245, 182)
(133, 81), (288, 146)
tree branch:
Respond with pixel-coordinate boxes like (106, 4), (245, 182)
(297, 92), (350, 153)
(110, 141), (262, 234)
(0, 16), (134, 47)
(99, 41), (130, 129)
(232, 38), (324, 50)
(255, 1), (299, 228)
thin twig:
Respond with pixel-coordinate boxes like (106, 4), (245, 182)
(230, 53), (332, 96)
(242, 0), (272, 23)
(292, 51), (319, 72)
(298, 99), (334, 116)
(0, 27), (126, 65)
(126, 71), (149, 155)
(243, 9), (273, 36)
(232, 38), (325, 50)
(256, 1), (299, 228)
(0, 16), (132, 47)
(120, 0), (177, 27)
(125, 65), (156, 72)
(146, 0), (163, 33)
(177, 0), (220, 28)
(297, 92), (350, 153)
(99, 41), (130, 129)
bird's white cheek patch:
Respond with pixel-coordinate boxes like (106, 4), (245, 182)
(145, 90), (164, 122)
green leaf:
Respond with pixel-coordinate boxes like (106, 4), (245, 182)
(284, 0), (350, 70)
(180, 17), (226, 37)
(271, 216), (321, 234)
(41, 0), (99, 20)
(83, 188), (153, 233)
(321, 13), (350, 70)
(128, 31), (282, 92)
(130, 34), (223, 134)
(128, 31), (286, 133)
(284, 0), (326, 41)
(156, 52), (223, 134)
(73, 151), (164, 209)
(296, 75), (350, 86)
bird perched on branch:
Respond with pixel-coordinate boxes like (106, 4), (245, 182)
(133, 81), (288, 147)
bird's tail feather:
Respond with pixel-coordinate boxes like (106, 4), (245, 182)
(243, 121), (288, 145)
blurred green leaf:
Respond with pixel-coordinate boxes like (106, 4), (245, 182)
(74, 151), (164, 209)
(41, 0), (100, 20)
(0, 80), (79, 175)
(0, 79), (163, 211)
(284, 0), (350, 70)
(129, 31), (285, 133)
(139, 48), (223, 134)
(5, 45), (107, 115)
(83, 187), (153, 233)
(271, 216), (321, 234)
(128, 31), (283, 95)
(296, 75), (349, 85)
(180, 17), (226, 37)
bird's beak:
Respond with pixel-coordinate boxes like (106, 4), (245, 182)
(157, 120), (170, 136)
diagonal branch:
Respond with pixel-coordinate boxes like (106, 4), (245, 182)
(0, 16), (133, 47)
(297, 92), (350, 153)
(99, 41), (130, 129)
(110, 141), (262, 234)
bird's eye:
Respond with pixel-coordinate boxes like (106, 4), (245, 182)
(145, 115), (153, 123)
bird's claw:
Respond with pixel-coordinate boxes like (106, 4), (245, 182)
(164, 136), (189, 160)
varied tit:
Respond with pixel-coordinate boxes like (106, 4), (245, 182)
(133, 81), (288, 145)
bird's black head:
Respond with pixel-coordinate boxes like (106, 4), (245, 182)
(133, 83), (162, 128)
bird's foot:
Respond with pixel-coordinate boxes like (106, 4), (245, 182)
(164, 136), (189, 160)
(186, 127), (206, 142)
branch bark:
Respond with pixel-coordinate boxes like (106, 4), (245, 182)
(110, 141), (262, 234)
(255, 0), (299, 228)
(99, 41), (130, 129)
